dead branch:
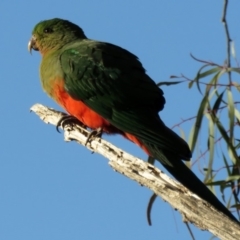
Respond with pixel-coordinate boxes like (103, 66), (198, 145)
(31, 103), (240, 240)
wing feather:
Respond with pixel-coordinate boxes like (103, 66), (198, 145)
(60, 40), (190, 161)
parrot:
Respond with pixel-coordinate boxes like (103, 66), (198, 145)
(28, 18), (238, 223)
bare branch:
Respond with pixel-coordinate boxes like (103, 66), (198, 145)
(222, 0), (232, 84)
(31, 103), (240, 240)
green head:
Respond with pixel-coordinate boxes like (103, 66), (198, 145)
(28, 18), (87, 55)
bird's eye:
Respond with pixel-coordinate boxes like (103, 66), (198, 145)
(44, 27), (53, 33)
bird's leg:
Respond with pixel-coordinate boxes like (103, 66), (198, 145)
(85, 127), (103, 145)
(56, 114), (86, 132)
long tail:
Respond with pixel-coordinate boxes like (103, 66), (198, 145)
(143, 141), (239, 223)
(120, 116), (238, 222)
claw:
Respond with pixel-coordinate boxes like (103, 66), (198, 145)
(85, 127), (103, 145)
(56, 114), (85, 132)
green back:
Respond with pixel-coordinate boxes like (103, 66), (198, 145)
(59, 40), (191, 162)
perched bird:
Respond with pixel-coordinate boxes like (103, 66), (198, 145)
(29, 18), (238, 222)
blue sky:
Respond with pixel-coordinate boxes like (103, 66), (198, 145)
(1, 1), (240, 239)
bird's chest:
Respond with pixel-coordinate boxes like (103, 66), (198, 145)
(40, 55), (64, 98)
(39, 55), (112, 130)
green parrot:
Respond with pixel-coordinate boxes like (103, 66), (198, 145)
(28, 18), (238, 223)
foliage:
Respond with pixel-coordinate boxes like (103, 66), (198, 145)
(148, 0), (240, 227)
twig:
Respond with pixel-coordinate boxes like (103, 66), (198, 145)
(222, 0), (232, 85)
(171, 101), (240, 130)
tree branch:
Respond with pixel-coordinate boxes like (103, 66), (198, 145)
(222, 0), (232, 84)
(31, 103), (240, 240)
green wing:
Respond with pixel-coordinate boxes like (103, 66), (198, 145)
(59, 41), (240, 222)
(59, 40), (190, 161)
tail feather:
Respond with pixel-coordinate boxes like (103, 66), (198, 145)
(143, 141), (239, 223)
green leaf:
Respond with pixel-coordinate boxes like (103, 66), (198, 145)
(227, 89), (235, 140)
(156, 81), (184, 87)
(230, 204), (240, 209)
(222, 152), (231, 176)
(169, 75), (180, 78)
(192, 66), (221, 93)
(188, 80), (194, 88)
(234, 108), (240, 123)
(208, 70), (225, 91)
(214, 118), (238, 164)
(231, 41), (236, 59)
(198, 67), (221, 79)
(205, 180), (226, 186)
(228, 67), (240, 74)
(189, 91), (209, 152)
(226, 175), (240, 181)
(178, 126), (186, 140)
(189, 64), (208, 91)
(231, 166), (240, 178)
(235, 142), (240, 150)
(233, 82), (240, 92)
(212, 91), (225, 115)
(204, 113), (215, 182)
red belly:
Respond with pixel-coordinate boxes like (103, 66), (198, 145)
(52, 80), (119, 133)
(52, 80), (150, 155)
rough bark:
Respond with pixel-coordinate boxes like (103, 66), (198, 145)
(31, 103), (240, 240)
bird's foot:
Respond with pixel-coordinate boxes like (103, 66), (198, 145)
(56, 114), (85, 132)
(85, 127), (103, 145)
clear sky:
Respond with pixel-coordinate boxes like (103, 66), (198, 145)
(1, 0), (240, 239)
